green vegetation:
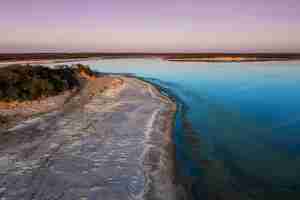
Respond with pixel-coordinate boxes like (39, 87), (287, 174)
(72, 63), (96, 77)
(0, 64), (95, 102)
(0, 115), (9, 124)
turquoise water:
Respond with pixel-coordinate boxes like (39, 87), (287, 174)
(67, 59), (300, 199)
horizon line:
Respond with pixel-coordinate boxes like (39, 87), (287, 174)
(1, 52), (300, 55)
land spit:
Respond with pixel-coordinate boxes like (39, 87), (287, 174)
(0, 75), (185, 200)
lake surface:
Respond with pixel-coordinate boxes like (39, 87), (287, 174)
(62, 59), (300, 199)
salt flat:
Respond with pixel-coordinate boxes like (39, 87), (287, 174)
(0, 77), (180, 200)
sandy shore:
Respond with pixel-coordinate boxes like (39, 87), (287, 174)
(0, 76), (183, 200)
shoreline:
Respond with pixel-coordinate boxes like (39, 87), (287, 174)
(1, 54), (300, 67)
(0, 74), (183, 200)
(167, 58), (300, 63)
(0, 57), (102, 67)
(129, 78), (182, 199)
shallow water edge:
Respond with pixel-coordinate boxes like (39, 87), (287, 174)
(139, 77), (194, 200)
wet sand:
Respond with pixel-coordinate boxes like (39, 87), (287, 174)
(0, 76), (182, 200)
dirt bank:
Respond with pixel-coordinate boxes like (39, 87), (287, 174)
(0, 64), (101, 129)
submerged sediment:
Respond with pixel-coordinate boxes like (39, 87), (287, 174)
(0, 75), (181, 200)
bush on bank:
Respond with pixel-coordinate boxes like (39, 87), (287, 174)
(0, 64), (95, 102)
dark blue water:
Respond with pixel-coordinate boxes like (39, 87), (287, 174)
(63, 59), (300, 199)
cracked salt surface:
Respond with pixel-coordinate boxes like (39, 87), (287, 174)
(0, 77), (177, 200)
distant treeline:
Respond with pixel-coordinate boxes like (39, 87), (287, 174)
(0, 53), (154, 61)
(162, 53), (300, 60)
(1, 53), (300, 62)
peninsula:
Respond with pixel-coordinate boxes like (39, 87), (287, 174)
(0, 64), (183, 200)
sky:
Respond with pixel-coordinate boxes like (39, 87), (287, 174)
(1, 0), (300, 53)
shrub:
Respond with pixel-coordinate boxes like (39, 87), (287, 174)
(0, 64), (84, 102)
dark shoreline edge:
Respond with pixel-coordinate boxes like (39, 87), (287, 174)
(136, 76), (196, 200)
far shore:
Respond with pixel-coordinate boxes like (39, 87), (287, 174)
(166, 57), (300, 63)
(1, 53), (300, 66)
(0, 57), (102, 67)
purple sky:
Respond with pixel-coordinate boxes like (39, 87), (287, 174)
(1, 0), (300, 53)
